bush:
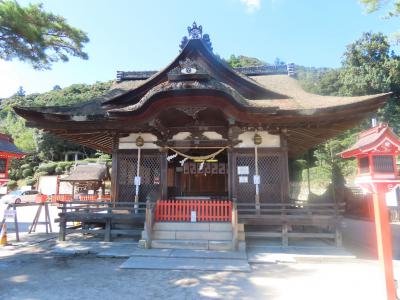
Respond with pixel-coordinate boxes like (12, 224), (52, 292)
(7, 180), (17, 190)
(37, 162), (57, 174)
(25, 177), (37, 186)
(56, 161), (73, 171)
(54, 166), (64, 175)
(20, 163), (31, 170)
(22, 168), (33, 178)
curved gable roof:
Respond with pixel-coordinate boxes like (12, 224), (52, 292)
(101, 39), (287, 108)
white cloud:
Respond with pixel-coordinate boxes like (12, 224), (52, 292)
(240, 0), (261, 13)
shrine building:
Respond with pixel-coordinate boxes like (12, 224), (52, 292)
(14, 23), (390, 248)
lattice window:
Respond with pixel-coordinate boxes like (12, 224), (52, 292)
(373, 155), (394, 173)
(359, 157), (370, 174)
(236, 153), (283, 203)
(117, 151), (161, 202)
(0, 158), (6, 173)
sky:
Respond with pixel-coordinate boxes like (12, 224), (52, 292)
(0, 0), (399, 98)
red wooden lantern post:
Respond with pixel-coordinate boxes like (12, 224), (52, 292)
(341, 123), (400, 300)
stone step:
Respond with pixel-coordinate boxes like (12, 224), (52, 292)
(153, 222), (232, 232)
(151, 239), (208, 250)
(151, 239), (233, 250)
(149, 230), (232, 240)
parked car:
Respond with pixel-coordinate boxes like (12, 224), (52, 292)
(0, 190), (39, 204)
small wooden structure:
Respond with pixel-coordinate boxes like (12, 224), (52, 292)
(60, 163), (109, 198)
(15, 23), (390, 246)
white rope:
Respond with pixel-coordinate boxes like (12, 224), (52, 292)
(167, 146), (228, 161)
(179, 157), (188, 166)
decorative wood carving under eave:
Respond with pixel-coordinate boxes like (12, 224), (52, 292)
(175, 106), (208, 119)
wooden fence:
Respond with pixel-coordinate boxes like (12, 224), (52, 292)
(237, 202), (344, 246)
(155, 200), (232, 222)
(57, 201), (145, 242)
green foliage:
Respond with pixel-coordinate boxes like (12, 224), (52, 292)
(226, 55), (266, 68)
(360, 1), (400, 43)
(0, 0), (89, 69)
(360, 0), (400, 17)
(0, 80), (112, 159)
(7, 180), (17, 190)
(24, 177), (37, 186)
(37, 162), (57, 174)
(296, 32), (400, 190)
(21, 168), (33, 178)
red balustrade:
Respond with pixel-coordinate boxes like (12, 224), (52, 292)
(79, 194), (99, 201)
(51, 194), (73, 202)
(155, 200), (232, 222)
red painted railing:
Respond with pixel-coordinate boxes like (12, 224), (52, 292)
(79, 195), (99, 201)
(51, 194), (73, 202)
(155, 200), (232, 222)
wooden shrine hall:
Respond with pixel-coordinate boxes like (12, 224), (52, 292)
(15, 23), (390, 249)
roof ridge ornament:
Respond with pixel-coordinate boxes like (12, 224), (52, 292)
(188, 22), (202, 39)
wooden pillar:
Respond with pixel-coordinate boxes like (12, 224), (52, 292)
(227, 147), (233, 200)
(280, 134), (290, 203)
(111, 134), (119, 203)
(230, 150), (238, 201)
(160, 150), (168, 200)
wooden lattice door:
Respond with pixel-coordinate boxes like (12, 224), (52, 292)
(117, 151), (161, 202)
(234, 150), (285, 203)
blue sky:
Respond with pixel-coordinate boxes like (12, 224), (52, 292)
(0, 0), (399, 98)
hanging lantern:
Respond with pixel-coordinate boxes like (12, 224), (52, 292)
(253, 133), (262, 145)
(136, 135), (144, 147)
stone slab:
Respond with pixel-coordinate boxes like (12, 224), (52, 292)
(169, 249), (247, 260)
(175, 231), (232, 241)
(151, 239), (209, 250)
(247, 246), (356, 264)
(208, 240), (232, 251)
(120, 256), (251, 272)
(153, 222), (210, 231)
(53, 241), (138, 256)
(209, 223), (231, 231)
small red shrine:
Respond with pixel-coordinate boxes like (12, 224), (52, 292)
(0, 133), (25, 187)
(341, 123), (400, 194)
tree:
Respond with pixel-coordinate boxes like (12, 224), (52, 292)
(0, 0), (89, 69)
(360, 0), (400, 17)
(15, 86), (25, 97)
(226, 55), (266, 68)
(360, 1), (400, 41)
(340, 32), (399, 96)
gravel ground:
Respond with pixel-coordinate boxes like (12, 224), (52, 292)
(0, 240), (397, 300)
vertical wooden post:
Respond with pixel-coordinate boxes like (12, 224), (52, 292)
(59, 202), (66, 241)
(145, 199), (153, 248)
(282, 222), (289, 246)
(111, 134), (119, 204)
(281, 134), (290, 203)
(160, 150), (168, 200)
(372, 190), (397, 300)
(45, 203), (52, 233)
(231, 199), (238, 251)
(104, 218), (111, 242)
(13, 204), (19, 242)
